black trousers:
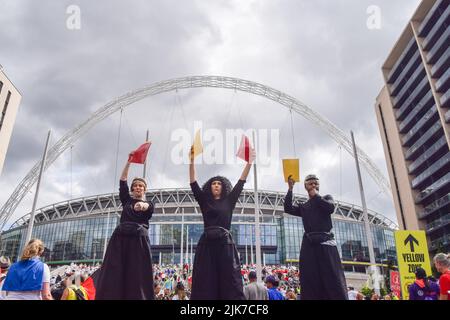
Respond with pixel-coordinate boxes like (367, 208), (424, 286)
(96, 223), (154, 300)
(191, 233), (245, 300)
(299, 237), (348, 300)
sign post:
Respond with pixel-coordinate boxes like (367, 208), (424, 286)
(394, 230), (432, 300)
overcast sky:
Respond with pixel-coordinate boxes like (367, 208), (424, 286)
(0, 0), (422, 228)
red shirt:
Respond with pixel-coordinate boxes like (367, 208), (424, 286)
(439, 270), (450, 299)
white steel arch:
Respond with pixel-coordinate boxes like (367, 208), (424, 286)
(0, 75), (391, 231)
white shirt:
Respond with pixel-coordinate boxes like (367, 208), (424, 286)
(0, 273), (7, 300)
(4, 262), (50, 300)
(348, 290), (358, 300)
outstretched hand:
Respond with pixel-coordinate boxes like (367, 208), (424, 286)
(248, 148), (256, 164)
(134, 202), (149, 212)
(189, 145), (195, 163)
(128, 151), (135, 163)
(288, 175), (295, 191)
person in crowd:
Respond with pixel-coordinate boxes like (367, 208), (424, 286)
(189, 145), (254, 299)
(284, 174), (348, 300)
(285, 289), (297, 300)
(51, 280), (66, 300)
(347, 286), (358, 300)
(161, 287), (172, 300)
(96, 151), (155, 300)
(0, 256), (11, 300)
(370, 293), (380, 300)
(244, 271), (268, 300)
(154, 282), (163, 299)
(80, 273), (95, 300)
(408, 267), (440, 300)
(356, 292), (365, 300)
(172, 282), (189, 300)
(265, 275), (284, 300)
(2, 239), (53, 300)
(433, 253), (450, 300)
(60, 276), (88, 300)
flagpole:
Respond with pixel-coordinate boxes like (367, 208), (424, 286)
(245, 236), (248, 265)
(351, 131), (380, 295)
(24, 130), (51, 247)
(250, 231), (254, 265)
(143, 129), (149, 179)
(190, 238), (193, 268)
(180, 209), (184, 267)
(185, 225), (189, 265)
(252, 132), (263, 282)
(103, 208), (111, 259)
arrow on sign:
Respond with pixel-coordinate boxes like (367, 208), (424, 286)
(404, 234), (419, 252)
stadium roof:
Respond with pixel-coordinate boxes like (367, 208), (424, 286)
(7, 188), (398, 231)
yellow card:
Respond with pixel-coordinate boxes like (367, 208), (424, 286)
(283, 159), (300, 182)
(193, 130), (203, 157)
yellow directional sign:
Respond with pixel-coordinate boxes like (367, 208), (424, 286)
(394, 230), (432, 300)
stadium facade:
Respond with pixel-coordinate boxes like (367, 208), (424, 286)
(0, 188), (397, 275)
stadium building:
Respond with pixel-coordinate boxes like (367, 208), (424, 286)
(0, 188), (398, 287)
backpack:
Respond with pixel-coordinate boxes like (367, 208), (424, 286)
(69, 285), (87, 300)
(74, 288), (86, 300)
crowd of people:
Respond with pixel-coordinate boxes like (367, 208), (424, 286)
(0, 249), (449, 300)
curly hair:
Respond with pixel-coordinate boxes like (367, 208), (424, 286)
(202, 176), (233, 200)
(21, 239), (44, 261)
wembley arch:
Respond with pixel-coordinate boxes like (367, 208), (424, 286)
(0, 75), (391, 231)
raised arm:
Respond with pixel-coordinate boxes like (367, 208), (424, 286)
(121, 152), (133, 181)
(119, 153), (134, 204)
(228, 149), (255, 206)
(284, 175), (302, 217)
(189, 146), (196, 184)
(239, 148), (256, 181)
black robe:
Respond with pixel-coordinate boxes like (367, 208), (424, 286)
(190, 180), (246, 300)
(95, 180), (154, 300)
(284, 191), (348, 300)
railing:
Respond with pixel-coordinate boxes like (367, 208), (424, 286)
(402, 107), (438, 146)
(390, 51), (421, 96)
(426, 215), (450, 233)
(441, 88), (450, 108)
(419, 194), (450, 219)
(415, 172), (450, 204)
(435, 68), (450, 93)
(426, 27), (450, 64)
(395, 78), (430, 120)
(418, 0), (444, 37)
(405, 121), (443, 160)
(411, 153), (450, 189)
(398, 93), (434, 132)
(408, 136), (447, 175)
(393, 65), (426, 107)
(422, 5), (450, 51)
(387, 37), (417, 84)
(431, 46), (450, 77)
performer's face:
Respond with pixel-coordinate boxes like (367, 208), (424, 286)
(131, 181), (146, 198)
(305, 180), (319, 193)
(211, 180), (222, 199)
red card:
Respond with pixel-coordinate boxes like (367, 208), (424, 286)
(236, 135), (251, 162)
(129, 142), (151, 164)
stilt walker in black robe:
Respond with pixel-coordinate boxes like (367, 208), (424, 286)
(284, 174), (348, 300)
(189, 146), (254, 300)
(96, 152), (154, 300)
